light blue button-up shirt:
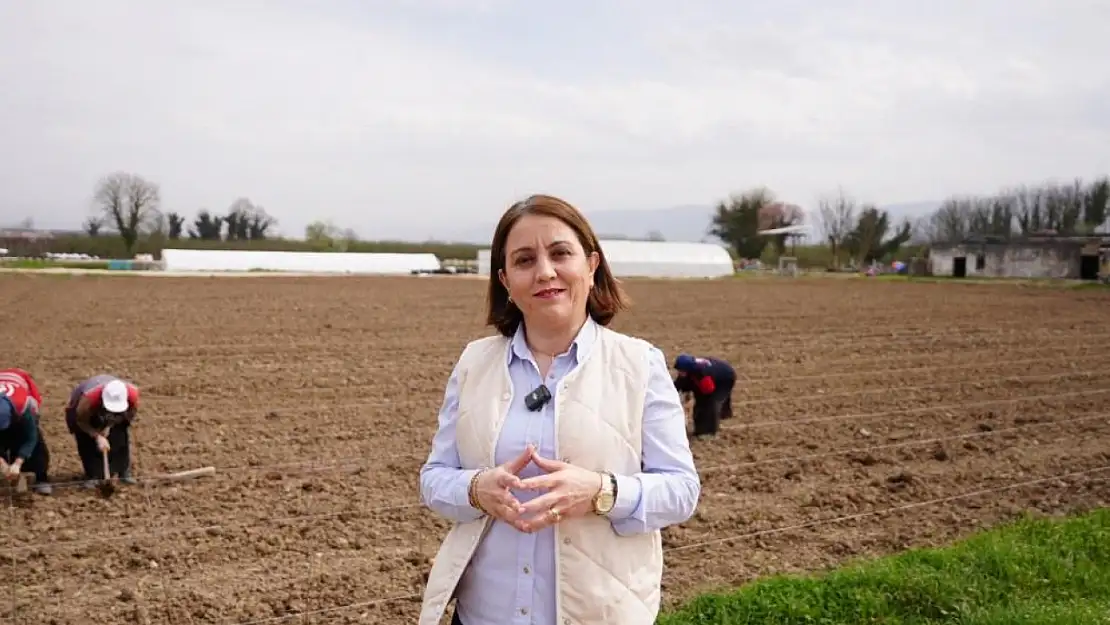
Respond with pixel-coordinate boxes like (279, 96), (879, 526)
(419, 318), (701, 625)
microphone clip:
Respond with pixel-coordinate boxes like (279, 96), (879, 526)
(525, 384), (552, 412)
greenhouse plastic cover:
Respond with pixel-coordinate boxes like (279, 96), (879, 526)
(161, 249), (442, 274)
(477, 240), (733, 278)
(600, 240), (734, 278)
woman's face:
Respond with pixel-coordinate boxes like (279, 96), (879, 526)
(499, 213), (599, 330)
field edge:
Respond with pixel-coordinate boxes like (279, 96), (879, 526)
(657, 506), (1110, 625)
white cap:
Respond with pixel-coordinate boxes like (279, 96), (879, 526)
(101, 379), (129, 413)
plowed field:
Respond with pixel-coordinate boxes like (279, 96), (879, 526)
(3, 273), (1109, 624)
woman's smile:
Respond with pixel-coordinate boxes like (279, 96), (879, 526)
(533, 287), (566, 300)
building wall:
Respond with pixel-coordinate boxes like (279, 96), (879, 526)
(930, 243), (1082, 279)
(929, 247), (972, 277)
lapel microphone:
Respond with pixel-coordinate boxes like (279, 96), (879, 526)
(525, 384), (553, 412)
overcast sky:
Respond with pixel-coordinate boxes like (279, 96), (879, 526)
(1, 0), (1108, 239)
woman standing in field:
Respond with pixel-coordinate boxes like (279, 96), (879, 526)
(418, 194), (701, 625)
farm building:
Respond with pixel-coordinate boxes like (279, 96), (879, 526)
(477, 239), (735, 279)
(0, 227), (57, 257)
(929, 235), (1109, 280)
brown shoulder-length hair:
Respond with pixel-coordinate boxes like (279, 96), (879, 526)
(486, 194), (629, 337)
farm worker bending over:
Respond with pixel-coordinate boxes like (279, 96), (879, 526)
(65, 374), (140, 488)
(673, 353), (736, 439)
(0, 368), (52, 495)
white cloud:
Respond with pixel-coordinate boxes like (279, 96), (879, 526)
(0, 0), (1107, 239)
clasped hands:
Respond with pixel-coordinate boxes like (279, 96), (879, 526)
(472, 444), (602, 533)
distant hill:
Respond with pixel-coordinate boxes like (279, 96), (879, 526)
(436, 205), (713, 245)
(443, 201), (941, 245)
(584, 204), (718, 243)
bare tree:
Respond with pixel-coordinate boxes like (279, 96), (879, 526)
(224, 197), (277, 240)
(817, 187), (856, 269)
(926, 197), (974, 243)
(83, 216), (103, 237)
(909, 215), (935, 245)
(149, 212), (168, 237)
(92, 172), (161, 255)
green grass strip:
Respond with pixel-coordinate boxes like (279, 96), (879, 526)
(658, 508), (1110, 625)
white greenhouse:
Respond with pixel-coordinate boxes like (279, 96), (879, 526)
(477, 240), (735, 279)
(478, 249), (492, 276)
(161, 249), (442, 274)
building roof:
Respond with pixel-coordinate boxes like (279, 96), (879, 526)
(0, 228), (55, 239)
(932, 233), (1110, 249)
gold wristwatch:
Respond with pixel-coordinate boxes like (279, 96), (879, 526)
(593, 471), (616, 515)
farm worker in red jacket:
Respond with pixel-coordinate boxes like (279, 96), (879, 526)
(673, 353), (736, 438)
(0, 368), (52, 495)
(65, 374), (140, 488)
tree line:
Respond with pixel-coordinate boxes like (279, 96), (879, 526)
(709, 186), (914, 269)
(50, 169), (1110, 266)
(709, 175), (1110, 269)
(86, 171), (279, 255)
(917, 176), (1109, 243)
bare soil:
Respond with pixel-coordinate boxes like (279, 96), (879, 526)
(3, 274), (1109, 624)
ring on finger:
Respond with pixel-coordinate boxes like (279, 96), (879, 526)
(547, 507), (562, 523)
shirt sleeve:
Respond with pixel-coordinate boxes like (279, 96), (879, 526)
(607, 346), (702, 536)
(128, 384), (140, 409)
(418, 357), (485, 524)
(15, 400), (39, 461)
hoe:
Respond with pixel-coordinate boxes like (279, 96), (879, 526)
(10, 471), (36, 496)
(6, 462), (216, 499)
(99, 450), (116, 497)
(96, 452), (217, 498)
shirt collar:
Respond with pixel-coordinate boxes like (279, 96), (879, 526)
(508, 316), (598, 365)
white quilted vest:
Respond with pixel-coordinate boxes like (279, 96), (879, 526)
(418, 325), (663, 625)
